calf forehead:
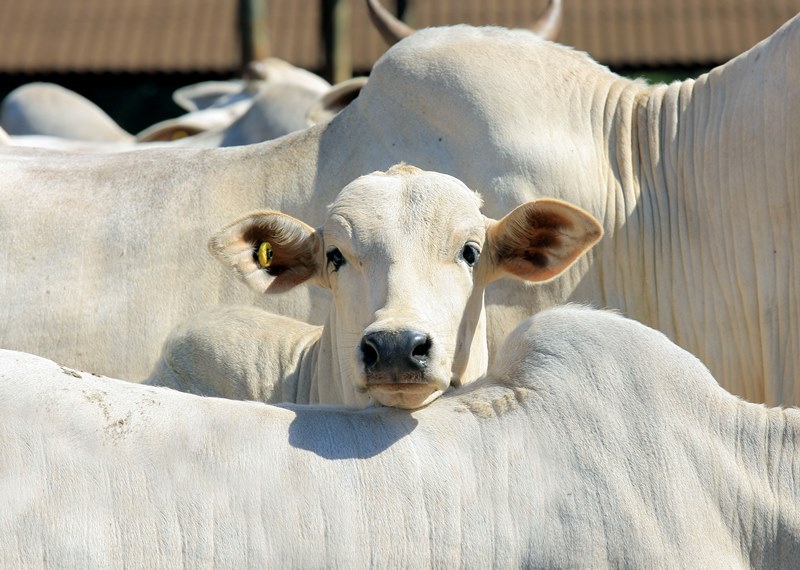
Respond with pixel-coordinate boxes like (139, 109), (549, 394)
(326, 168), (484, 245)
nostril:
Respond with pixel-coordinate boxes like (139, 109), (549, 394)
(361, 337), (379, 367)
(411, 336), (431, 359)
(361, 330), (430, 373)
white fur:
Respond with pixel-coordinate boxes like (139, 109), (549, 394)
(0, 82), (133, 142)
(1, 306), (798, 566)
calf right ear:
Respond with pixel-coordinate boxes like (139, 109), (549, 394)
(209, 211), (321, 294)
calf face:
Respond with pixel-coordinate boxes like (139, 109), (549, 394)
(211, 164), (602, 408)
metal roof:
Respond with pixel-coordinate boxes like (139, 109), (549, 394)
(0, 0), (241, 73)
(0, 0), (798, 74)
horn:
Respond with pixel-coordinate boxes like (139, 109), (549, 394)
(366, 0), (415, 45)
(367, 0), (561, 45)
(529, 0), (562, 41)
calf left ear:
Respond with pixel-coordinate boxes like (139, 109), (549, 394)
(209, 210), (321, 294)
(486, 199), (603, 283)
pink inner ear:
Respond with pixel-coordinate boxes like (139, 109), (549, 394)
(211, 211), (321, 294)
(139, 125), (202, 142)
(491, 200), (602, 283)
(521, 207), (572, 232)
(241, 217), (317, 273)
(263, 265), (318, 294)
(501, 249), (567, 282)
(327, 89), (360, 113)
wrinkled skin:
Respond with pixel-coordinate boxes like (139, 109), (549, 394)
(2, 306), (799, 566)
(0, 18), (798, 405)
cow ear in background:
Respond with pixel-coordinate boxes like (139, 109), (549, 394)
(485, 199), (602, 283)
(172, 80), (246, 112)
(209, 211), (322, 294)
(306, 77), (368, 126)
(136, 123), (204, 142)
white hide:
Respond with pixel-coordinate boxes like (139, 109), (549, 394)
(0, 306), (798, 567)
(0, 82), (133, 142)
(0, 18), (798, 406)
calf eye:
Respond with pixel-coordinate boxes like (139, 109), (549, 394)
(461, 243), (480, 266)
(326, 248), (346, 271)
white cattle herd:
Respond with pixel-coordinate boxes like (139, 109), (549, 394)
(0, 58), (348, 151)
(0, 1), (798, 565)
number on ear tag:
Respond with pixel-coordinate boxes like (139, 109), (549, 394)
(257, 242), (273, 268)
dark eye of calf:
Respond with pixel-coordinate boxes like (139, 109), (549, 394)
(461, 243), (480, 266)
(326, 248), (346, 271)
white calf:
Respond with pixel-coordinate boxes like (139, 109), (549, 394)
(148, 164), (601, 408)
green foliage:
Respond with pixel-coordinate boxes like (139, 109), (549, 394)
(619, 66), (710, 86)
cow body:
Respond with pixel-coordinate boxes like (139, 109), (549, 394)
(0, 82), (133, 142)
(135, 58), (332, 145)
(2, 59), (334, 150)
(1, 18), (798, 403)
(1, 306), (798, 567)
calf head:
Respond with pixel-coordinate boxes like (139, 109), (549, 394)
(211, 164), (602, 409)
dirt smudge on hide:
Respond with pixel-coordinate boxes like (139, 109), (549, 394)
(60, 367), (82, 378)
(82, 389), (133, 440)
(454, 386), (532, 418)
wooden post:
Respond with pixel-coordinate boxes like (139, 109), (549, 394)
(321, 0), (352, 83)
(240, 0), (270, 66)
(397, 0), (411, 27)
(397, 0), (408, 20)
(249, 0), (270, 61)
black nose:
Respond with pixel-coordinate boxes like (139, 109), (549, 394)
(360, 330), (431, 373)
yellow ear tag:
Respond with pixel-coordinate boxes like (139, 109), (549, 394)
(257, 241), (273, 268)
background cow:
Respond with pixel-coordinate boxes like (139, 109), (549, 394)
(1, 59), (341, 149)
(0, 82), (134, 142)
(135, 58), (334, 145)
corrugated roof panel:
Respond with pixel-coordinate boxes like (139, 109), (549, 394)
(557, 0), (800, 67)
(349, 0), (399, 72)
(0, 0), (798, 74)
(705, 0), (731, 63)
(413, 0), (553, 28)
(0, 0), (241, 73)
(269, 0), (323, 71)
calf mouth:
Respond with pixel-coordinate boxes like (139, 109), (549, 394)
(367, 382), (445, 409)
(364, 370), (427, 385)
(358, 328), (449, 409)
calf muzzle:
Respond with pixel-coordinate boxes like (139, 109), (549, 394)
(360, 329), (431, 384)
